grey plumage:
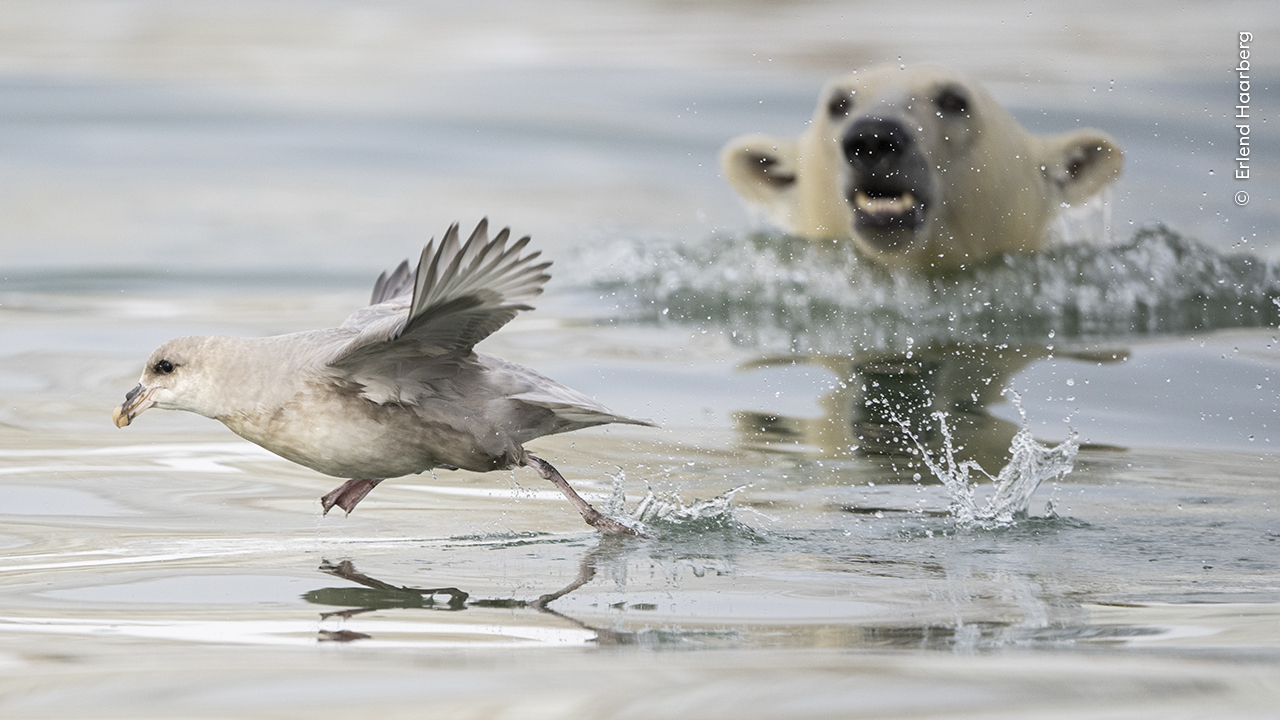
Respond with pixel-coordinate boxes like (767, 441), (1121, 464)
(113, 220), (652, 535)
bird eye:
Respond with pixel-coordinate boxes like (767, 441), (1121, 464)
(153, 359), (175, 374)
(827, 91), (854, 118)
(934, 86), (969, 116)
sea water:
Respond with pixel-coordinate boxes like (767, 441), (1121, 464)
(1, 2), (1278, 718)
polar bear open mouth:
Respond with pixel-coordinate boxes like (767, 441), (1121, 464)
(847, 181), (931, 250)
(854, 190), (918, 219)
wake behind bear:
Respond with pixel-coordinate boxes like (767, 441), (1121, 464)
(721, 64), (1123, 271)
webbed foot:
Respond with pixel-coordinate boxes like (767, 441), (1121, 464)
(320, 478), (384, 515)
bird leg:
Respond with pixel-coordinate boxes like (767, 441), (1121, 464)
(321, 478), (384, 515)
(523, 454), (645, 537)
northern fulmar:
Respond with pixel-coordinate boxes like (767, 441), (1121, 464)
(112, 220), (653, 536)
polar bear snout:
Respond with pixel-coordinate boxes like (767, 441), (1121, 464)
(840, 117), (934, 251)
(841, 117), (911, 173)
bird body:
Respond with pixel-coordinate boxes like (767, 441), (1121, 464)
(113, 220), (651, 535)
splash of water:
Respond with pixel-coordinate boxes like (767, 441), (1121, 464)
(630, 484), (748, 525)
(605, 471), (747, 530)
(576, 226), (1280, 353)
(901, 394), (1078, 529)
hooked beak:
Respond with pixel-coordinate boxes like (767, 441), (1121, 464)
(113, 383), (157, 428)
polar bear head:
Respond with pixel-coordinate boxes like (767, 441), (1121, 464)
(720, 64), (1123, 270)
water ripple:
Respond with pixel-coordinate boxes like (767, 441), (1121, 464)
(578, 226), (1280, 353)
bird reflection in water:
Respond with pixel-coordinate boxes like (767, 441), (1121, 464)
(307, 537), (642, 645)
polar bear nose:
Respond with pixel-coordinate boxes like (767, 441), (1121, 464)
(842, 117), (912, 171)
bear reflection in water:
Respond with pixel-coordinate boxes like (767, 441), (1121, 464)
(735, 344), (1126, 473)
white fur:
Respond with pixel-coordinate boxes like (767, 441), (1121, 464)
(721, 64), (1123, 271)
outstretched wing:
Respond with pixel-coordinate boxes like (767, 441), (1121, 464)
(326, 219), (550, 371)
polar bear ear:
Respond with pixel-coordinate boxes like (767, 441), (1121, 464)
(720, 134), (799, 214)
(1041, 130), (1124, 205)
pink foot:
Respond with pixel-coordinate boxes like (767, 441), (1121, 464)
(320, 478), (383, 515)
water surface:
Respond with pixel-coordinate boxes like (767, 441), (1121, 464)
(1, 2), (1278, 718)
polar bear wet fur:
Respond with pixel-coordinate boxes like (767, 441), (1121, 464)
(720, 64), (1123, 270)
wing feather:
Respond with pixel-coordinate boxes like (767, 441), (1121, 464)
(369, 260), (413, 305)
(325, 219), (550, 370)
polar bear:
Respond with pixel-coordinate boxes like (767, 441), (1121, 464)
(720, 64), (1123, 271)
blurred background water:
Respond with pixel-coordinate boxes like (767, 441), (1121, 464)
(1, 2), (1278, 718)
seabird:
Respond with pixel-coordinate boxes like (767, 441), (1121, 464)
(113, 220), (653, 536)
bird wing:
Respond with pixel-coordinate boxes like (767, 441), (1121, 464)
(327, 219), (550, 365)
(320, 220), (551, 402)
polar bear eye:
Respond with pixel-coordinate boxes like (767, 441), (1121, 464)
(827, 91), (854, 118)
(934, 87), (969, 117)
